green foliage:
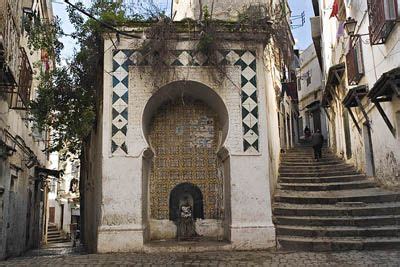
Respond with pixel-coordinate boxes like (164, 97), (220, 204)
(141, 17), (176, 73)
(29, 68), (95, 154)
(196, 6), (216, 56)
(28, 0), (142, 155)
(24, 14), (64, 61)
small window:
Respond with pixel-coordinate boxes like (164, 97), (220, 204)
(9, 166), (19, 192)
(346, 35), (364, 85)
(10, 176), (16, 192)
(306, 71), (312, 86)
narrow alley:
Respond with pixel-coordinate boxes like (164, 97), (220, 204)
(1, 0), (400, 265)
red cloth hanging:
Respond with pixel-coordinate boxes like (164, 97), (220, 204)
(330, 0), (339, 18)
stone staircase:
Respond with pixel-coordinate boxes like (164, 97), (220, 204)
(47, 224), (69, 244)
(273, 145), (400, 251)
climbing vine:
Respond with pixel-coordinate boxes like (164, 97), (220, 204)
(27, 1), (293, 157)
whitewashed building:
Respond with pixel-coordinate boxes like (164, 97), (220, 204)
(313, 0), (400, 184)
(297, 44), (328, 139)
(47, 154), (80, 242)
(81, 0), (296, 253)
(0, 0), (56, 259)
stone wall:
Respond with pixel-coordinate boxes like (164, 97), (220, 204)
(91, 36), (276, 252)
(318, 0), (400, 186)
(173, 0), (270, 21)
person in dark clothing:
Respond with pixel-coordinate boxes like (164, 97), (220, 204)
(304, 126), (311, 139)
(312, 129), (324, 161)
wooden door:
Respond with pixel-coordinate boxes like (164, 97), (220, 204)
(49, 207), (55, 224)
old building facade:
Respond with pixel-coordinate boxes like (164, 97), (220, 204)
(81, 0), (296, 253)
(313, 0), (400, 184)
(297, 44), (328, 139)
(0, 0), (56, 259)
(47, 154), (80, 243)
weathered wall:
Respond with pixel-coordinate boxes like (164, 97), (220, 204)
(93, 36), (276, 252)
(318, 0), (400, 185)
(299, 44), (323, 99)
(173, 0), (270, 21)
(297, 44), (327, 138)
(262, 44), (281, 202)
(80, 87), (104, 254)
(0, 103), (48, 259)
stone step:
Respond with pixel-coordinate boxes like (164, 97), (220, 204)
(273, 215), (400, 227)
(277, 236), (400, 251)
(275, 189), (400, 205)
(279, 163), (352, 170)
(273, 202), (400, 217)
(281, 158), (344, 164)
(278, 180), (376, 191)
(47, 237), (66, 242)
(279, 170), (359, 177)
(279, 174), (367, 184)
(280, 161), (345, 167)
(47, 232), (61, 237)
(282, 155), (338, 160)
(275, 145), (400, 251)
(276, 225), (400, 238)
(283, 151), (331, 156)
(47, 232), (62, 237)
(47, 238), (69, 244)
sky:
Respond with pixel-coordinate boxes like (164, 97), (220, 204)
(53, 0), (314, 61)
(288, 0), (314, 51)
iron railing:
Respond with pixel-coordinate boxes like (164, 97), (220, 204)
(368, 0), (398, 45)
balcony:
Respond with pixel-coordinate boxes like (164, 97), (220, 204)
(310, 16), (323, 69)
(346, 36), (364, 85)
(0, 47), (33, 110)
(16, 47), (33, 107)
(368, 0), (398, 45)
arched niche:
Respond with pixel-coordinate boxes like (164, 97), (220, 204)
(169, 182), (204, 221)
(142, 80), (229, 150)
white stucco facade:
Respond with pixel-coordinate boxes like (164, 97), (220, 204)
(0, 0), (54, 259)
(90, 36), (276, 253)
(317, 0), (400, 185)
(172, 0), (271, 21)
(298, 44), (328, 139)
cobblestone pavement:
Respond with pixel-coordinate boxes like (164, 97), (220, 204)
(2, 249), (400, 266)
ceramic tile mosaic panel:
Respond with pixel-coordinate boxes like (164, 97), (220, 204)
(149, 98), (223, 219)
(111, 49), (259, 154)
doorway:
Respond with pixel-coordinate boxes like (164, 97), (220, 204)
(343, 110), (352, 159)
(312, 109), (322, 132)
(49, 207), (55, 224)
(363, 123), (375, 176)
(60, 204), (64, 230)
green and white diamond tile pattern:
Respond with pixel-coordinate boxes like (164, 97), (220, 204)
(111, 49), (259, 155)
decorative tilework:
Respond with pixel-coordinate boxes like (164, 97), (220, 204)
(111, 49), (259, 154)
(149, 98), (223, 219)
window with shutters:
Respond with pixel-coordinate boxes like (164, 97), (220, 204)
(346, 36), (364, 85)
(368, 0), (398, 45)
